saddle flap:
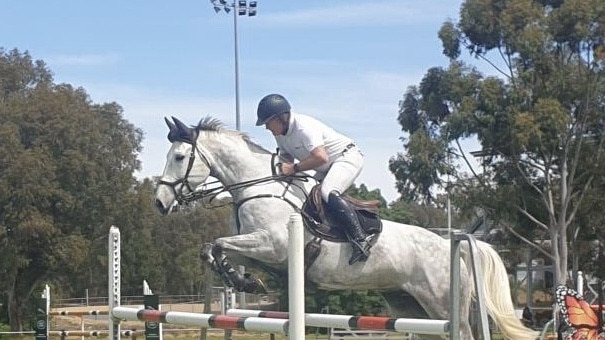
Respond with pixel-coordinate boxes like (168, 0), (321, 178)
(302, 184), (382, 242)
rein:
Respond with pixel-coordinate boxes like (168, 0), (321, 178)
(161, 136), (314, 233)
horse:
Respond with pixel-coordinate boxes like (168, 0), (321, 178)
(153, 116), (537, 340)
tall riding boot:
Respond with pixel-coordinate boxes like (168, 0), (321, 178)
(327, 192), (371, 265)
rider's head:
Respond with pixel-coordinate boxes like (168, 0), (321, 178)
(256, 94), (291, 134)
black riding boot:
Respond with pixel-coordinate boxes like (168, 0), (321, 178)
(327, 191), (371, 265)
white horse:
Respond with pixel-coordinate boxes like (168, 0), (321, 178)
(154, 116), (537, 340)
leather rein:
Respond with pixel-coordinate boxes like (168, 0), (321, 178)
(157, 136), (312, 234)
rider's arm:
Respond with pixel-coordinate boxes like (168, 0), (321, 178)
(282, 146), (328, 175)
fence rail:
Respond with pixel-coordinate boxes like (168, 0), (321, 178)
(51, 291), (279, 308)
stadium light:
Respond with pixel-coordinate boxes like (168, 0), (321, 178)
(209, 0), (259, 131)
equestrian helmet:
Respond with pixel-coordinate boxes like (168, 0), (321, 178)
(256, 94), (291, 126)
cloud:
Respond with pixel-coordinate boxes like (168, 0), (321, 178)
(252, 1), (458, 28)
(47, 53), (119, 66)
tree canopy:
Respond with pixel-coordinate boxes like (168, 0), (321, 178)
(0, 48), (146, 330)
(390, 0), (605, 283)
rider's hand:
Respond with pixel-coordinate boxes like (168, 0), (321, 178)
(280, 162), (295, 175)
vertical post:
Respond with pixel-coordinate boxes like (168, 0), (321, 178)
(200, 274), (214, 340)
(449, 234), (461, 340)
(143, 280), (162, 340)
(577, 271), (584, 295)
(233, 0), (241, 131)
(35, 285), (50, 340)
(238, 265), (246, 308)
(109, 226), (121, 340)
(288, 213), (305, 340)
(223, 286), (233, 340)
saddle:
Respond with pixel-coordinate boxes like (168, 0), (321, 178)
(301, 184), (383, 243)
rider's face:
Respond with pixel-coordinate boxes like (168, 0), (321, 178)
(265, 116), (283, 136)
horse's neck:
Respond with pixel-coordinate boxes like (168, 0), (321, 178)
(199, 132), (313, 202)
(201, 135), (271, 184)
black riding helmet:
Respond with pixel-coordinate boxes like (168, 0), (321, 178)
(256, 94), (291, 126)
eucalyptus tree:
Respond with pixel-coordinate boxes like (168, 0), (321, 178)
(0, 48), (143, 330)
(390, 0), (605, 283)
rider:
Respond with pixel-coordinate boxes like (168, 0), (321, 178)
(255, 93), (371, 265)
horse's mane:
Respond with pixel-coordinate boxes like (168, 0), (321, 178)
(194, 116), (272, 155)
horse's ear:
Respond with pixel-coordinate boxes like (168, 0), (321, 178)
(165, 117), (178, 142)
(172, 116), (197, 144)
(165, 117), (176, 131)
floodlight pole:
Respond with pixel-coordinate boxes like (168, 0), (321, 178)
(210, 1), (257, 131)
(233, 1), (241, 131)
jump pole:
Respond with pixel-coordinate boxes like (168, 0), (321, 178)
(226, 310), (449, 335)
(111, 307), (288, 334)
(108, 219), (305, 340)
(287, 213), (305, 340)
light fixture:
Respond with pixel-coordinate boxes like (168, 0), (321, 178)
(248, 1), (257, 16)
(208, 0), (259, 131)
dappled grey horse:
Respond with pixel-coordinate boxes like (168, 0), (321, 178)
(154, 116), (536, 340)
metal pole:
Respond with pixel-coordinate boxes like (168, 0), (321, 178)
(233, 1), (241, 131)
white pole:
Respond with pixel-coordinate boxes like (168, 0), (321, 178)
(288, 213), (304, 340)
(577, 271), (584, 296)
(108, 226), (121, 340)
(42, 284), (50, 340)
(233, 0), (241, 131)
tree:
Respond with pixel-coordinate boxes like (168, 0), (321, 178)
(390, 0), (605, 284)
(0, 48), (143, 330)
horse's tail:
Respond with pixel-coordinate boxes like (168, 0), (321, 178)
(471, 241), (538, 340)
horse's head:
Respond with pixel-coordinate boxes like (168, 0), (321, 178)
(154, 117), (211, 215)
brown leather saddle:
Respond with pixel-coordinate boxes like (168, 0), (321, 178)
(301, 184), (383, 243)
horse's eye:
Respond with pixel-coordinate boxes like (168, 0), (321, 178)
(175, 155), (185, 162)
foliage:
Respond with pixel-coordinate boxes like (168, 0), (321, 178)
(0, 48), (143, 330)
(390, 0), (605, 283)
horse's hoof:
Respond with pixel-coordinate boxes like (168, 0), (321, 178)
(243, 274), (268, 294)
(211, 243), (224, 258)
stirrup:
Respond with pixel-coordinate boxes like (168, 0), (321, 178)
(349, 247), (370, 265)
(348, 234), (376, 265)
(349, 237), (372, 265)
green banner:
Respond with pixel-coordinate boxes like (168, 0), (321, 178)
(144, 295), (161, 340)
(34, 298), (48, 340)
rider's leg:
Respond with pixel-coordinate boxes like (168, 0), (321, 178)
(321, 148), (368, 265)
(327, 191), (372, 264)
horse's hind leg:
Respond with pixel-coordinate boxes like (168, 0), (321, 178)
(199, 243), (267, 294)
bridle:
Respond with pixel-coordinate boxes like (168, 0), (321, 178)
(156, 135), (213, 205)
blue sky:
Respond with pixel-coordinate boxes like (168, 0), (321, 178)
(3, 0), (472, 203)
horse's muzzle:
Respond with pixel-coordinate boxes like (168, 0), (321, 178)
(155, 199), (170, 216)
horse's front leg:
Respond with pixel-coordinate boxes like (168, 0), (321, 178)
(199, 242), (268, 294)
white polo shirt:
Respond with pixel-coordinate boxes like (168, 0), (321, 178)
(275, 112), (354, 174)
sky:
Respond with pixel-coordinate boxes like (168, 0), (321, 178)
(2, 0), (475, 203)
